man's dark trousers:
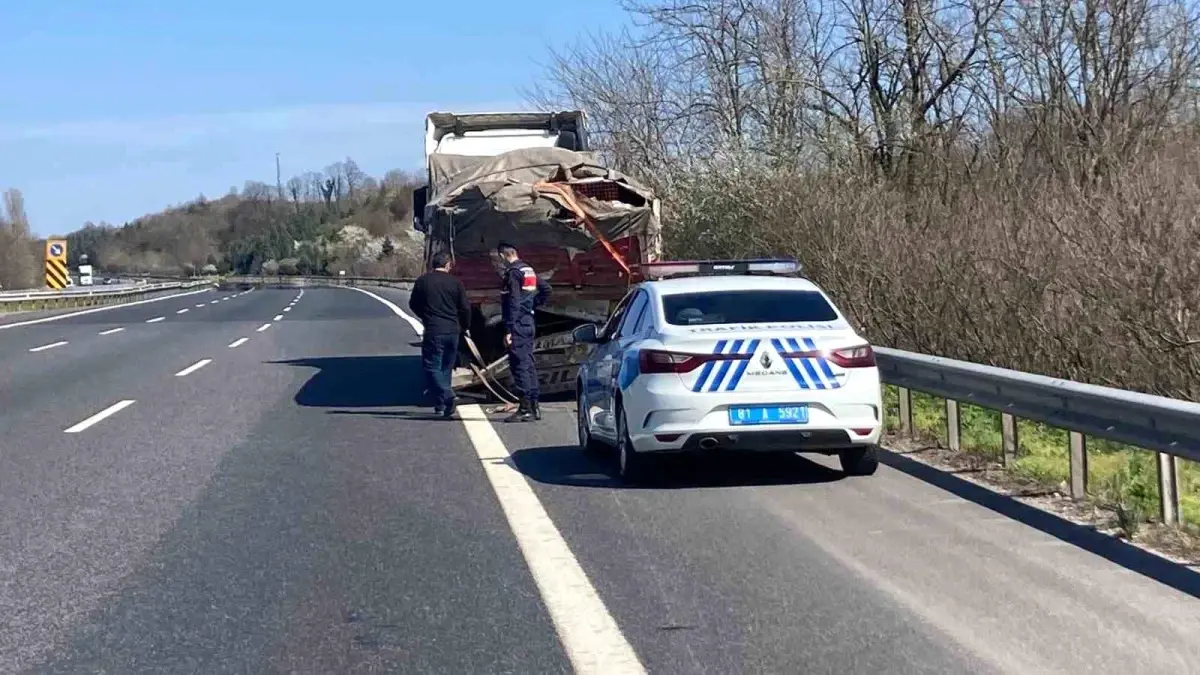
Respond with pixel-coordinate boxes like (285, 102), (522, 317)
(508, 317), (539, 405)
(422, 332), (459, 412)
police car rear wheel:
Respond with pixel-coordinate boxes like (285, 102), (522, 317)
(616, 402), (652, 482)
(839, 445), (879, 476)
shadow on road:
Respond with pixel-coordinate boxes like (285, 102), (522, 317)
(881, 449), (1200, 600)
(272, 355), (429, 408)
(510, 444), (846, 490)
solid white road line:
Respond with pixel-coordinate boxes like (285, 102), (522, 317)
(98, 327), (124, 335)
(176, 308), (189, 314)
(0, 288), (213, 332)
(342, 286), (423, 335)
(228, 337), (249, 348)
(458, 405), (646, 675)
(174, 359), (212, 377)
(273, 314), (283, 321)
(29, 341), (68, 352)
(256, 324), (271, 332)
(345, 287), (640, 671)
(64, 400), (135, 434)
(146, 316), (165, 323)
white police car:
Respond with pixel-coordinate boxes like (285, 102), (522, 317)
(572, 258), (883, 481)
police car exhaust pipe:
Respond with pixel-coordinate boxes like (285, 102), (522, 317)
(698, 437), (719, 450)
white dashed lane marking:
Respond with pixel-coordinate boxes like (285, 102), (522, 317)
(98, 328), (124, 335)
(64, 400), (136, 434)
(174, 359), (212, 377)
(228, 338), (249, 348)
(146, 317), (165, 323)
(256, 324), (271, 332)
(29, 341), (68, 352)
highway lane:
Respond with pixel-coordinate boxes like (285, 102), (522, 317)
(4, 287), (570, 674)
(325, 287), (1200, 673)
(3, 284), (1199, 673)
(0, 286), (196, 330)
(0, 286), (304, 671)
(0, 287), (276, 432)
(0, 285), (230, 354)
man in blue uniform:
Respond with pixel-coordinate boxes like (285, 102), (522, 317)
(497, 242), (550, 423)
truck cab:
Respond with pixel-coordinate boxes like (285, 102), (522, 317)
(412, 111), (589, 234)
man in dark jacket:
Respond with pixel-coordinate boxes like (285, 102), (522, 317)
(408, 251), (471, 418)
(496, 242), (551, 422)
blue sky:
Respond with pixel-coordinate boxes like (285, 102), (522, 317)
(0, 0), (628, 236)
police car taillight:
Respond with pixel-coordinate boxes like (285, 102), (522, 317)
(828, 345), (876, 368)
(639, 348), (749, 374)
(641, 258), (801, 279)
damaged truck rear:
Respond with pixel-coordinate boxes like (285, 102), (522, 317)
(411, 111), (662, 402)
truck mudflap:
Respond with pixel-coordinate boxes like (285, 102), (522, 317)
(453, 328), (595, 403)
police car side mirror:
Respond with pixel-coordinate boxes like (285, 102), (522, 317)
(572, 323), (600, 344)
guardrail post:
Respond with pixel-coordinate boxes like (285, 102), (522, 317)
(1068, 431), (1087, 499)
(1001, 413), (1019, 466)
(897, 387), (913, 436)
(1158, 453), (1181, 525)
(945, 399), (961, 452)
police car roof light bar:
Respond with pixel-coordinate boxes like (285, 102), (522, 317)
(642, 257), (801, 280)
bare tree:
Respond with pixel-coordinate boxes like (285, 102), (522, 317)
(533, 0), (1200, 399)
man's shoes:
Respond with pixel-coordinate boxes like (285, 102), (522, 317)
(433, 405), (444, 416)
(505, 399), (534, 423)
(531, 401), (542, 421)
(442, 399), (457, 419)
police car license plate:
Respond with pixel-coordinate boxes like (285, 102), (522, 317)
(728, 404), (809, 426)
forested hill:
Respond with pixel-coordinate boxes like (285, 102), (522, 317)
(66, 158), (426, 278)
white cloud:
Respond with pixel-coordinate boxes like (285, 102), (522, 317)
(0, 100), (529, 147)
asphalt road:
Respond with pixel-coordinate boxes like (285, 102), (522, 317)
(1, 284), (1198, 674)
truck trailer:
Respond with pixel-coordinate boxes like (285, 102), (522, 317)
(411, 111), (662, 402)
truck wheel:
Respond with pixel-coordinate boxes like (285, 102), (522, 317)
(839, 445), (880, 476)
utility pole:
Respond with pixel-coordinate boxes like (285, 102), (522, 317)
(275, 152), (284, 202)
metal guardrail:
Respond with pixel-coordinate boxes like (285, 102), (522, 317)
(0, 284), (137, 299)
(0, 281), (211, 310)
(876, 348), (1200, 525)
(227, 274), (1198, 525)
(224, 274), (413, 287)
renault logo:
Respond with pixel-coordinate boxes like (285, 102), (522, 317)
(760, 351), (772, 368)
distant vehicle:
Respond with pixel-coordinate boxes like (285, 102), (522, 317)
(572, 258), (883, 482)
(78, 264), (94, 286)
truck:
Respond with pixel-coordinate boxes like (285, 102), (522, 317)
(411, 111), (662, 403)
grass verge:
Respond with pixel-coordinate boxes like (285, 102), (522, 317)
(881, 385), (1200, 538)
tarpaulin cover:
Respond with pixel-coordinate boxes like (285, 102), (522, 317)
(424, 146), (660, 255)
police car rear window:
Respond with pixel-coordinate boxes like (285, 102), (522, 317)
(662, 290), (838, 325)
